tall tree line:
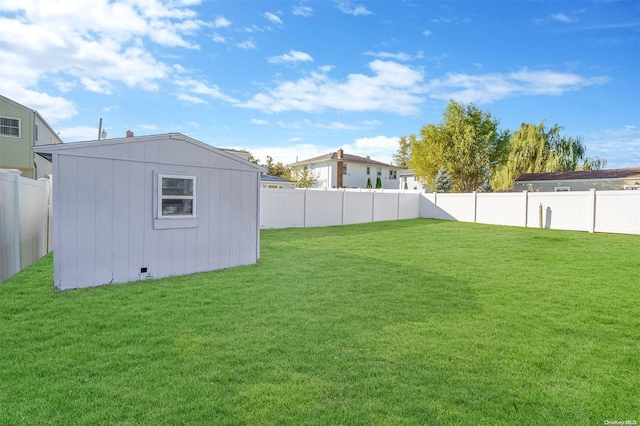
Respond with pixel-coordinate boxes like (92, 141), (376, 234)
(400, 100), (605, 192)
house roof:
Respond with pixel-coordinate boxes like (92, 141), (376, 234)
(515, 167), (640, 182)
(33, 132), (266, 173)
(289, 151), (400, 169)
(261, 174), (293, 183)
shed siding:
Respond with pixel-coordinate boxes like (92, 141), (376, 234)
(49, 135), (261, 289)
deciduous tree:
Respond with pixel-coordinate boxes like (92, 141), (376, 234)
(410, 100), (509, 192)
(491, 121), (606, 191)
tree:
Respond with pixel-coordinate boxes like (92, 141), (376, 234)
(366, 178), (372, 189)
(375, 176), (382, 189)
(432, 168), (453, 192)
(410, 100), (509, 192)
(490, 121), (607, 191)
(264, 155), (290, 178)
(291, 167), (317, 188)
(238, 149), (260, 165)
(392, 135), (414, 168)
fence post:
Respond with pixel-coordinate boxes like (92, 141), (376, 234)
(473, 191), (478, 223)
(588, 188), (596, 233)
(523, 190), (528, 228)
(11, 170), (21, 274)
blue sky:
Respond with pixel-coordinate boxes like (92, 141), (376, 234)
(1, 0), (639, 168)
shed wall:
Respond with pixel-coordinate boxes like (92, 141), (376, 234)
(52, 139), (260, 290)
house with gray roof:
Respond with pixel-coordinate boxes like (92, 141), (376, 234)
(514, 167), (640, 192)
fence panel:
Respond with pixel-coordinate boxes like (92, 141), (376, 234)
(260, 189), (305, 228)
(0, 170), (51, 282)
(527, 192), (592, 231)
(594, 190), (640, 235)
(476, 192), (526, 227)
(343, 192), (373, 225)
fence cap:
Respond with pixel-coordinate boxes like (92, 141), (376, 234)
(0, 169), (22, 175)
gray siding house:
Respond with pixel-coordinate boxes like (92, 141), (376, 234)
(514, 168), (640, 192)
(34, 133), (265, 290)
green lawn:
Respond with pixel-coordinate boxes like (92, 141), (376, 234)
(1, 219), (638, 425)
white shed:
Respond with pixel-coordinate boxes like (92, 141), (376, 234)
(34, 133), (265, 290)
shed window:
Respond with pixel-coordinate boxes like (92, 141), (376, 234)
(0, 117), (20, 137)
(158, 174), (196, 218)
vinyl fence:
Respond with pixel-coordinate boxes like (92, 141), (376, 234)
(262, 188), (640, 235)
(0, 170), (52, 282)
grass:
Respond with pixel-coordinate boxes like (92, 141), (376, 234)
(0, 219), (638, 425)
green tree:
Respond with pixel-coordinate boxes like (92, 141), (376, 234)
(410, 100), (509, 192)
(265, 155), (290, 178)
(432, 168), (453, 192)
(291, 167), (317, 188)
(375, 176), (382, 189)
(491, 121), (607, 191)
(392, 135), (414, 168)
(366, 178), (372, 189)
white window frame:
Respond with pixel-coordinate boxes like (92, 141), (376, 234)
(366, 167), (370, 175)
(342, 164), (347, 175)
(554, 186), (570, 192)
(0, 116), (20, 137)
(157, 173), (196, 219)
(376, 168), (381, 176)
(152, 172), (200, 230)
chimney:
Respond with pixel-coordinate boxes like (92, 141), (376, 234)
(337, 148), (343, 159)
(126, 130), (134, 138)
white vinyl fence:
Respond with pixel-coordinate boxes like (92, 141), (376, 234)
(0, 170), (52, 282)
(262, 188), (640, 235)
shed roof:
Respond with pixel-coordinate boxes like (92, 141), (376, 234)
(34, 132), (266, 173)
(516, 167), (640, 182)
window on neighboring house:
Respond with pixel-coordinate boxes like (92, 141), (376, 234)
(343, 164), (347, 175)
(311, 164), (316, 170)
(304, 165), (308, 171)
(554, 186), (570, 192)
(376, 168), (381, 176)
(0, 117), (20, 137)
(389, 170), (397, 180)
(366, 167), (370, 175)
(623, 185), (640, 190)
(35, 124), (39, 142)
(158, 174), (196, 218)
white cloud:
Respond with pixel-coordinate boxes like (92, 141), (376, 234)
(268, 50), (314, 64)
(175, 77), (238, 103)
(343, 135), (400, 164)
(237, 40), (256, 49)
(335, 1), (372, 16)
(423, 29), (432, 36)
(213, 16), (231, 28)
(251, 119), (269, 125)
(364, 51), (411, 61)
(177, 93), (207, 104)
(212, 33), (226, 43)
(316, 121), (362, 130)
(240, 60), (425, 115)
(264, 12), (283, 25)
(0, 0), (203, 121)
(56, 125), (102, 142)
(551, 12), (577, 23)
(292, 5), (313, 17)
(426, 69), (609, 104)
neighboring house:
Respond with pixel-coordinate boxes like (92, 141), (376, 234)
(261, 174), (295, 189)
(0, 94), (62, 179)
(514, 168), (640, 192)
(288, 148), (403, 189)
(34, 133), (265, 290)
(398, 169), (427, 191)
